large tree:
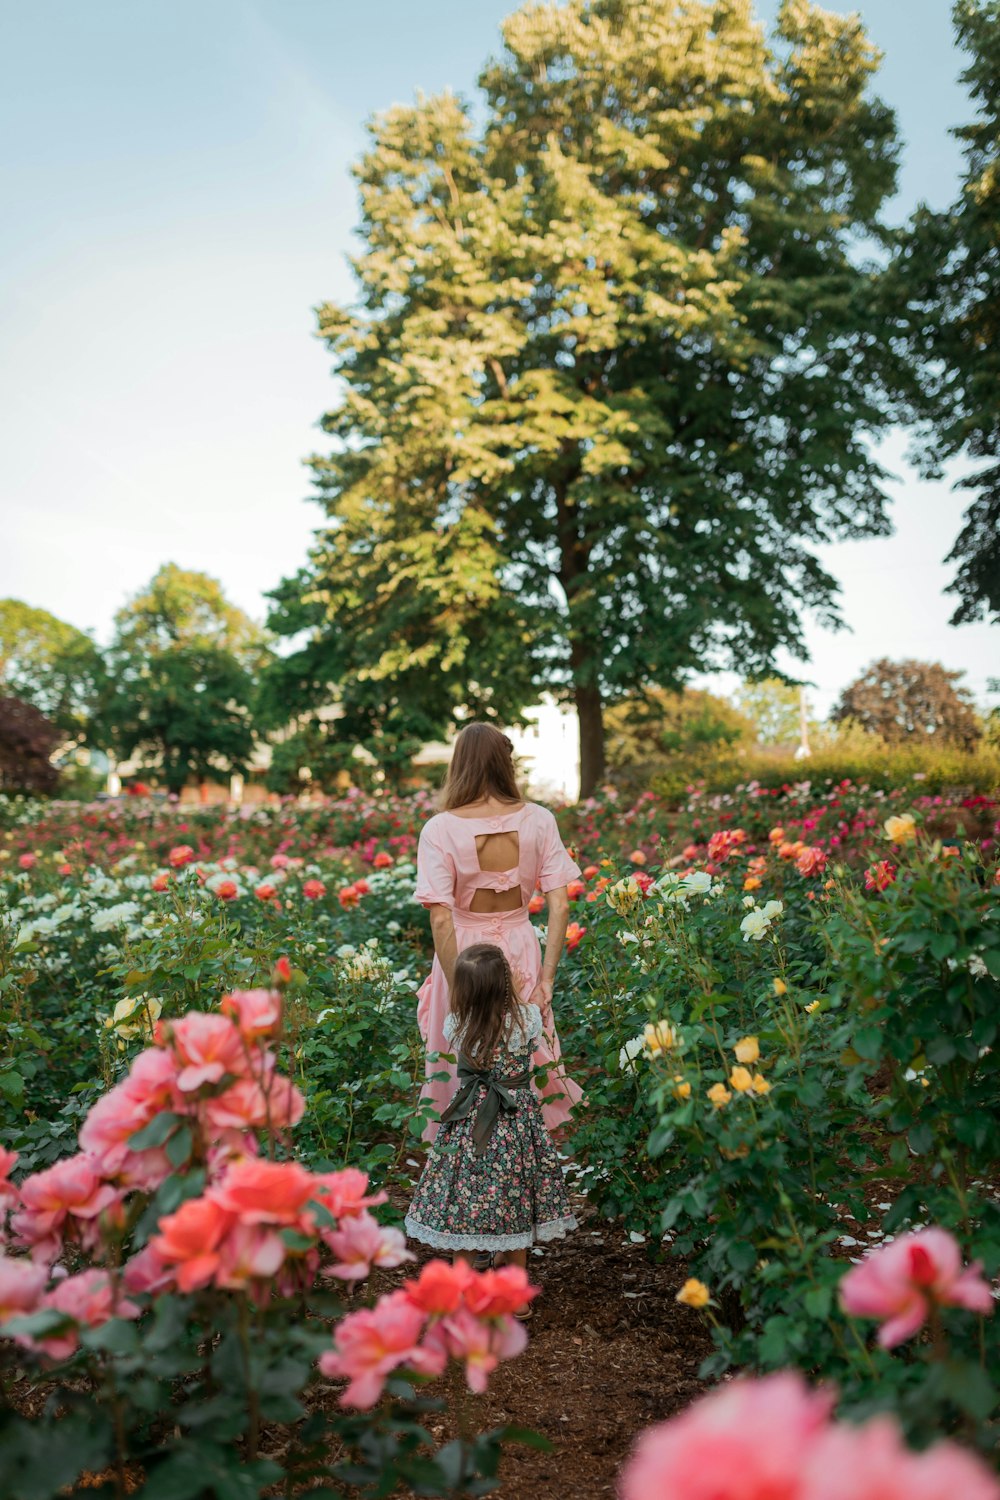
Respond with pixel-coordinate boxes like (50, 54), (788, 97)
(896, 0), (1000, 625)
(100, 566), (266, 793)
(832, 658), (982, 750)
(0, 600), (104, 750)
(284, 0), (901, 794)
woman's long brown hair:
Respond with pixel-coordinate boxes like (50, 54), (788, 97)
(440, 722), (522, 811)
(450, 943), (524, 1066)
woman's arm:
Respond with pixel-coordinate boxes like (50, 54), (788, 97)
(428, 904), (458, 987)
(531, 885), (569, 1013)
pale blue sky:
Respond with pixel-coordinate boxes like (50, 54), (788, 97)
(2, 0), (996, 717)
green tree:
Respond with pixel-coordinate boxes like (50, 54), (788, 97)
(101, 567), (265, 793)
(895, 0), (1000, 625)
(831, 658), (982, 750)
(735, 677), (817, 748)
(283, 0), (902, 795)
(0, 600), (104, 749)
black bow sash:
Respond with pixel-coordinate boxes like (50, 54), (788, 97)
(438, 1053), (531, 1157)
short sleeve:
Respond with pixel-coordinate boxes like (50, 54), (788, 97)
(414, 821), (456, 909)
(538, 809), (581, 892)
(523, 1003), (543, 1041)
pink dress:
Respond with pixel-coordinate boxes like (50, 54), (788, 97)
(414, 802), (585, 1142)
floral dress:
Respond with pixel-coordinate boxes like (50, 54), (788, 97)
(404, 1005), (578, 1253)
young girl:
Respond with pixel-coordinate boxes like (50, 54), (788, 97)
(405, 943), (577, 1285)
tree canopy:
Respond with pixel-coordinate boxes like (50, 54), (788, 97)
(100, 566), (263, 793)
(832, 658), (982, 750)
(0, 599), (103, 749)
(275, 0), (902, 794)
(896, 0), (1000, 625)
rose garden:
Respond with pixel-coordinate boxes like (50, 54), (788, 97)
(0, 770), (997, 1497)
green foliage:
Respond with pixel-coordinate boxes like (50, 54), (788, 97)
(650, 737), (1000, 801)
(276, 0), (903, 792)
(605, 689), (754, 796)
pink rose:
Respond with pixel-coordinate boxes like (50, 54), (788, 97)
(164, 1012), (248, 1093)
(323, 1210), (413, 1282)
(433, 1305), (527, 1394)
(311, 1168), (387, 1221)
(839, 1227), (993, 1348)
(319, 1289), (441, 1409)
(38, 1269), (139, 1360)
(802, 1413), (1000, 1500)
(0, 1254), (47, 1323)
(219, 988), (282, 1040)
(620, 1372), (833, 1500)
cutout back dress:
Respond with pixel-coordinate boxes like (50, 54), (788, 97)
(414, 802), (584, 1141)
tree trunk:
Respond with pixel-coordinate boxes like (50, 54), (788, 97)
(575, 680), (606, 799)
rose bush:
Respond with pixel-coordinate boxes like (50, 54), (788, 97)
(0, 978), (540, 1498)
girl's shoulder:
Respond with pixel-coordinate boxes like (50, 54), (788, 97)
(507, 1003), (542, 1050)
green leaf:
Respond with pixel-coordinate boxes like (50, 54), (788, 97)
(129, 1112), (182, 1150)
(166, 1123), (194, 1168)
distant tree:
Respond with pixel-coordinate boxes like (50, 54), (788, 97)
(0, 696), (61, 795)
(100, 567), (265, 793)
(606, 688), (754, 792)
(0, 600), (104, 748)
(280, 0), (902, 795)
(735, 678), (818, 748)
(832, 659), (982, 749)
(895, 0), (1000, 624)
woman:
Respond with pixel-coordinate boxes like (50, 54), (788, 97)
(414, 721), (584, 1142)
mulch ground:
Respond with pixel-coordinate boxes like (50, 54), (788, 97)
(381, 1185), (714, 1499)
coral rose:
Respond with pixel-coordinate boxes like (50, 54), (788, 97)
(168, 845), (195, 867)
(151, 1196), (235, 1292)
(403, 1257), (476, 1316)
(212, 1158), (317, 1226)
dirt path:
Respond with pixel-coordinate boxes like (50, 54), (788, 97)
(402, 1189), (713, 1499)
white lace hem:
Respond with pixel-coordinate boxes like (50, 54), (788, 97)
(404, 1214), (578, 1252)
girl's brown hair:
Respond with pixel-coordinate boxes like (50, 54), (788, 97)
(440, 722), (522, 811)
(450, 943), (523, 1066)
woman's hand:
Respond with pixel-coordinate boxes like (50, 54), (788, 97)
(530, 975), (554, 1025)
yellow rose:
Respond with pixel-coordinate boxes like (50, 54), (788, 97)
(751, 1073), (770, 1095)
(772, 978), (787, 997)
(733, 1036), (760, 1065)
(883, 813), (916, 844)
(643, 1020), (675, 1055)
(672, 1076), (692, 1101)
(675, 1278), (711, 1309)
(707, 1082), (732, 1108)
(805, 1000), (821, 1014)
(743, 876), (761, 891)
(729, 1066), (753, 1093)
